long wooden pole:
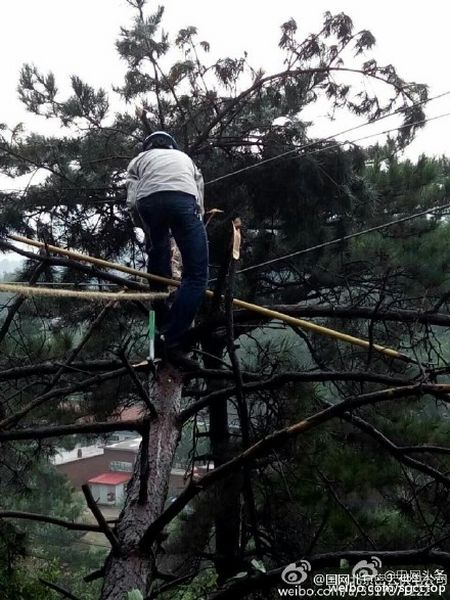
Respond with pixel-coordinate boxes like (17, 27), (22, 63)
(8, 234), (412, 363)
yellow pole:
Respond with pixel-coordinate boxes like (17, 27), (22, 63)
(9, 234), (175, 288)
(8, 234), (412, 363)
(230, 298), (410, 362)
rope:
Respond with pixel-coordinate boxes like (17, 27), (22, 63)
(6, 234), (412, 363)
(0, 283), (168, 302)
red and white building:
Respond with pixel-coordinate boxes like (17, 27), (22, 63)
(50, 405), (212, 506)
(87, 472), (131, 506)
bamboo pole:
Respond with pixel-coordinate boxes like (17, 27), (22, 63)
(8, 233), (412, 363)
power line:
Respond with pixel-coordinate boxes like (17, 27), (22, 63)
(312, 112), (450, 156)
(204, 91), (450, 186)
(2, 109), (450, 290)
(238, 200), (450, 275)
(205, 110), (450, 186)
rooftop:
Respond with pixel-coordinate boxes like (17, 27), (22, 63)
(88, 472), (132, 485)
(105, 436), (142, 452)
(51, 443), (104, 465)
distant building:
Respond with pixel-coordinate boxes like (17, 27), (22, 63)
(53, 435), (191, 506)
(87, 472), (131, 506)
(50, 405), (212, 507)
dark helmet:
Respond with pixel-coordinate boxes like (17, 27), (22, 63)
(142, 131), (178, 151)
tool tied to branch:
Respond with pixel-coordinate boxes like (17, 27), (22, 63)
(5, 233), (416, 365)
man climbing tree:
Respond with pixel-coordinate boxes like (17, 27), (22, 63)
(127, 130), (208, 368)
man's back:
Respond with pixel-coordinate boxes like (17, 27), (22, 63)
(128, 148), (202, 206)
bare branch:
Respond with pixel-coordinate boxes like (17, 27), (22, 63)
(82, 484), (121, 554)
(231, 304), (450, 329)
(338, 410), (450, 489)
(39, 579), (80, 600)
(118, 348), (157, 418)
(0, 510), (102, 532)
(318, 470), (376, 548)
(0, 359), (123, 381)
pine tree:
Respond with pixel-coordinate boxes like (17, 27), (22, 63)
(1, 2), (449, 598)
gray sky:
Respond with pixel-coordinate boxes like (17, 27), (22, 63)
(1, 0), (449, 169)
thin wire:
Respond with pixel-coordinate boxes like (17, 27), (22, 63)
(204, 92), (450, 186)
(312, 112), (450, 155)
(206, 110), (450, 187)
(238, 200), (450, 274)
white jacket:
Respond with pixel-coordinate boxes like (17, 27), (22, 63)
(126, 149), (204, 228)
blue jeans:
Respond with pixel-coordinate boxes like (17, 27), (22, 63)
(136, 191), (209, 347)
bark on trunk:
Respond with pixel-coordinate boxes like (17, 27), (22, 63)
(203, 339), (243, 583)
(100, 367), (183, 600)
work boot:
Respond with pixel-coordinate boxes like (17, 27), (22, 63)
(154, 334), (199, 371)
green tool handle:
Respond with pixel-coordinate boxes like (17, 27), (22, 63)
(148, 310), (155, 361)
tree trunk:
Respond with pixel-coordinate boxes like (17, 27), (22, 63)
(101, 367), (183, 600)
(203, 220), (244, 582)
(203, 338), (243, 583)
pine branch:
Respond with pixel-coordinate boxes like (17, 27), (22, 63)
(190, 66), (418, 152)
(118, 348), (157, 418)
(40, 301), (115, 399)
(83, 567), (105, 583)
(399, 445), (450, 455)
